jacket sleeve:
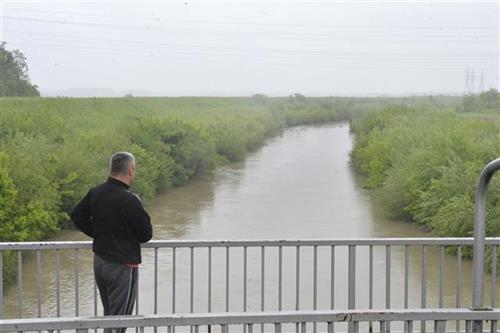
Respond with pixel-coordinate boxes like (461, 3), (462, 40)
(70, 190), (95, 238)
(125, 193), (153, 243)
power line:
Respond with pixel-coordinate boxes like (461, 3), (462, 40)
(7, 40), (499, 71)
(3, 16), (498, 40)
(5, 6), (499, 30)
(5, 29), (499, 60)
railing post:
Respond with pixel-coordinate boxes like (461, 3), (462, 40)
(348, 245), (356, 309)
(0, 252), (2, 320)
(472, 158), (500, 333)
(348, 245), (356, 333)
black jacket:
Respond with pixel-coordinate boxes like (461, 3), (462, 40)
(71, 177), (153, 264)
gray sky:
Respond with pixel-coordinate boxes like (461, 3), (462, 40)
(1, 1), (499, 97)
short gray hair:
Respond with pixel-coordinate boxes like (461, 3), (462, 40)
(109, 152), (135, 175)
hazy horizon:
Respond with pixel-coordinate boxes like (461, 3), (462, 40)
(2, 1), (499, 97)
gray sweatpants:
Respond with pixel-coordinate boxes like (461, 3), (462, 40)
(94, 254), (138, 333)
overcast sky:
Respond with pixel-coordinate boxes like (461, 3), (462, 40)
(1, 1), (499, 97)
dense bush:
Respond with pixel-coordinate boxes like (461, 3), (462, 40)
(459, 89), (500, 113)
(351, 106), (500, 244)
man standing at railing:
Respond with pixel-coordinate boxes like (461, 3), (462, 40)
(71, 151), (153, 333)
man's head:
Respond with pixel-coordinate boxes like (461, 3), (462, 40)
(109, 152), (136, 185)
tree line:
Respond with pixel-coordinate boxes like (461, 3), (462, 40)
(0, 43), (40, 97)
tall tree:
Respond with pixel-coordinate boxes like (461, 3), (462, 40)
(0, 43), (40, 97)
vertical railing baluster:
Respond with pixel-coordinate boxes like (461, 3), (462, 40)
(261, 246), (265, 312)
(172, 247), (176, 314)
(313, 245), (318, 333)
(154, 247), (158, 333)
(404, 245), (409, 333)
(331, 246), (335, 311)
(348, 245), (356, 333)
(407, 320), (413, 333)
(242, 246), (247, 333)
(439, 246), (444, 308)
(226, 246), (230, 312)
(208, 247), (212, 313)
(261, 246), (265, 333)
(278, 245), (283, 311)
(434, 320), (446, 333)
(380, 321), (386, 333)
(243, 246), (247, 312)
(386, 245), (391, 308)
(190, 246), (194, 314)
(369, 245), (373, 333)
(154, 247), (158, 314)
(492, 245), (497, 333)
(274, 323), (281, 333)
(296, 246), (301, 333)
(55, 250), (61, 320)
(492, 245), (497, 307)
(386, 245), (391, 333)
(466, 320), (472, 333)
(405, 245), (409, 309)
(421, 245), (428, 333)
(190, 248), (193, 333)
(75, 249), (79, 316)
(296, 246), (300, 311)
(36, 250), (42, 320)
(0, 252), (2, 320)
(17, 250), (23, 318)
(328, 322), (334, 333)
(456, 246), (462, 333)
(171, 247), (175, 333)
(348, 245), (356, 309)
(208, 246), (212, 333)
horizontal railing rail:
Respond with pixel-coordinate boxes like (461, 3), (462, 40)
(1, 308), (500, 332)
(3, 238), (500, 250)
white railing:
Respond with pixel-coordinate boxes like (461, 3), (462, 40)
(2, 308), (500, 333)
(2, 238), (500, 333)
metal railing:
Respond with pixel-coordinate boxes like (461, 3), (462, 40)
(2, 308), (500, 333)
(1, 158), (500, 333)
(2, 239), (500, 323)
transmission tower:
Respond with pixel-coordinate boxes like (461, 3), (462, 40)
(479, 71), (485, 93)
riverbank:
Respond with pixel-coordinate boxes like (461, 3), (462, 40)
(350, 105), (500, 260)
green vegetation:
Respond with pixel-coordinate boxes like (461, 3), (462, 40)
(459, 89), (500, 113)
(351, 106), (500, 260)
(0, 94), (361, 284)
(0, 43), (40, 97)
(1, 92), (497, 283)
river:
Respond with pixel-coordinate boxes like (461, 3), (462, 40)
(3, 122), (498, 329)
